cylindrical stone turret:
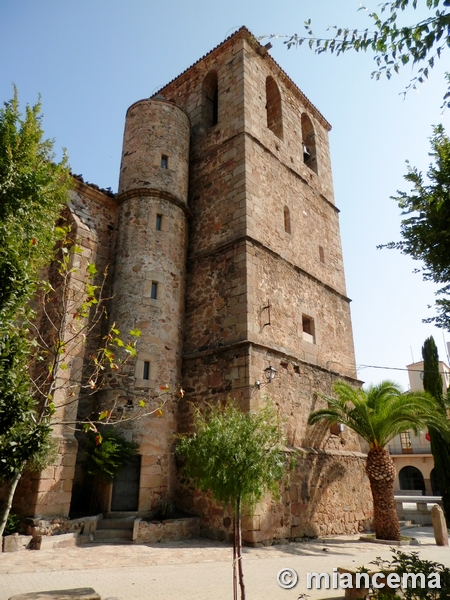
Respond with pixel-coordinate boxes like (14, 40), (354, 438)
(118, 98), (189, 200)
(109, 98), (190, 513)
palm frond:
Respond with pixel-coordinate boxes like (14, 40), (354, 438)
(308, 380), (448, 449)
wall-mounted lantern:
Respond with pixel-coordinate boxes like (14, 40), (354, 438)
(264, 365), (277, 384)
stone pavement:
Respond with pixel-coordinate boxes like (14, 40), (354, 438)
(1, 527), (449, 600)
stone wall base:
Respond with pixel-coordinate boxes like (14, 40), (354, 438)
(135, 516), (200, 543)
(176, 448), (373, 544)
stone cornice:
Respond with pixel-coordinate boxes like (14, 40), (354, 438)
(190, 130), (339, 214)
(245, 131), (339, 214)
(183, 339), (362, 385)
(116, 188), (192, 218)
(188, 234), (352, 304)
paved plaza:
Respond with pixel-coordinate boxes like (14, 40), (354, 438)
(1, 527), (449, 600)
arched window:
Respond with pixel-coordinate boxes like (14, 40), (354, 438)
(284, 206), (291, 234)
(399, 466), (425, 494)
(202, 71), (218, 128)
(265, 76), (283, 139)
(301, 113), (317, 174)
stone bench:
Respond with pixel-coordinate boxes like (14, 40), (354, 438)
(8, 588), (101, 600)
(395, 495), (442, 525)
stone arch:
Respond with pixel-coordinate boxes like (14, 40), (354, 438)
(265, 76), (283, 139)
(202, 71), (218, 128)
(284, 205), (291, 234)
(399, 465), (426, 494)
(301, 113), (318, 174)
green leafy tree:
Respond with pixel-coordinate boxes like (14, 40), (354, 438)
(0, 89), (71, 537)
(270, 0), (450, 108)
(380, 125), (450, 329)
(422, 336), (450, 523)
(176, 400), (287, 600)
(308, 380), (445, 540)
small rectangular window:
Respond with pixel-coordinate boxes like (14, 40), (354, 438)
(161, 155), (168, 169)
(319, 246), (325, 263)
(302, 315), (315, 343)
(143, 361), (150, 380)
(156, 214), (162, 231)
(151, 282), (158, 300)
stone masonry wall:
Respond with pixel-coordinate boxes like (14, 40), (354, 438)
(242, 35), (334, 204)
(11, 182), (118, 518)
(177, 447), (372, 544)
(245, 140), (347, 296)
(183, 242), (248, 356)
(247, 243), (356, 379)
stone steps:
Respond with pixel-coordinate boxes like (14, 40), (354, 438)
(96, 518), (134, 530)
(93, 516), (136, 543)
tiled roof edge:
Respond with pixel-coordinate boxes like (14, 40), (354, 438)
(152, 26), (331, 132)
(71, 173), (116, 198)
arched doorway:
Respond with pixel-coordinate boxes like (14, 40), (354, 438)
(399, 466), (426, 494)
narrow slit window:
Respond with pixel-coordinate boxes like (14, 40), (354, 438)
(156, 214), (162, 231)
(265, 76), (283, 139)
(161, 155), (168, 169)
(319, 245), (325, 263)
(143, 361), (150, 380)
(151, 282), (158, 300)
(202, 71), (218, 128)
(284, 206), (291, 234)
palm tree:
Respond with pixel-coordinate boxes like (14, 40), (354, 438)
(308, 380), (445, 541)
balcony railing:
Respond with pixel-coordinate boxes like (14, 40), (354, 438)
(388, 445), (431, 455)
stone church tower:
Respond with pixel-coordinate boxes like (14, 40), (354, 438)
(8, 27), (372, 542)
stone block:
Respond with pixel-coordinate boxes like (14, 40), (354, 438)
(432, 504), (449, 546)
(2, 534), (33, 552)
(36, 532), (79, 550)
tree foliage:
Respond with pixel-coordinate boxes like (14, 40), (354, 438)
(308, 380), (446, 540)
(0, 89), (71, 537)
(0, 90), (71, 478)
(422, 336), (450, 523)
(82, 429), (139, 482)
(271, 0), (450, 108)
(0, 89), (71, 316)
(368, 549), (450, 600)
(380, 125), (450, 328)
(176, 399), (288, 600)
(308, 379), (443, 449)
(177, 400), (286, 510)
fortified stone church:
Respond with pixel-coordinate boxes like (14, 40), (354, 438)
(9, 27), (372, 543)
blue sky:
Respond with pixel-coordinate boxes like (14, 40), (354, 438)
(2, 0), (449, 389)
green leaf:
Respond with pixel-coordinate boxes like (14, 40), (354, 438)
(87, 263), (97, 276)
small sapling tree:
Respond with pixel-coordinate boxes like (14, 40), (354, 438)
(176, 399), (288, 600)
